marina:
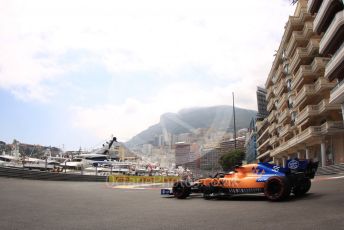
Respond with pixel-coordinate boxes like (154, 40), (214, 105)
(0, 137), (181, 180)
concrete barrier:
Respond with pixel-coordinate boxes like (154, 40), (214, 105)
(0, 166), (107, 182)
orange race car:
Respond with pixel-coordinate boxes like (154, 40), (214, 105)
(161, 159), (318, 201)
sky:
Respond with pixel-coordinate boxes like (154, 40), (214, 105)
(0, 0), (296, 150)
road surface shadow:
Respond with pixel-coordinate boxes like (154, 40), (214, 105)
(162, 193), (324, 202)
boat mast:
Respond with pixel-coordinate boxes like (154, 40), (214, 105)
(232, 92), (237, 150)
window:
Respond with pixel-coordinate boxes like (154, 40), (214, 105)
(283, 63), (289, 75)
(282, 49), (287, 61)
(287, 79), (292, 91)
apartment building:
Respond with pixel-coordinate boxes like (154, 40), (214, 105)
(175, 142), (200, 173)
(256, 87), (269, 120)
(199, 137), (246, 172)
(309, 1), (344, 118)
(257, 0), (344, 167)
(245, 118), (257, 163)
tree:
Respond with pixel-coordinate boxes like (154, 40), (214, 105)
(219, 149), (245, 171)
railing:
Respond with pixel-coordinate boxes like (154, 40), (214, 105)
(279, 124), (291, 137)
(331, 78), (344, 94)
(290, 39), (320, 73)
(278, 109), (289, 123)
(268, 122), (276, 133)
(296, 99), (341, 124)
(325, 42), (344, 80)
(314, 0), (336, 33)
(291, 65), (313, 90)
(307, 0), (322, 14)
(271, 65), (283, 86)
(321, 121), (344, 133)
(256, 126), (269, 143)
(315, 77), (335, 91)
(257, 150), (271, 158)
(311, 57), (330, 73)
(330, 78), (344, 104)
(274, 8), (309, 72)
(268, 110), (276, 123)
(271, 125), (322, 157)
(319, 8), (344, 52)
(269, 136), (278, 145)
(257, 138), (270, 152)
(267, 99), (274, 112)
(276, 93), (288, 109)
(267, 87), (273, 100)
(294, 84), (316, 106)
(276, 80), (286, 97)
(286, 21), (313, 57)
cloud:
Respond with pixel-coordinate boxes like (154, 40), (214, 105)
(71, 79), (264, 142)
(0, 0), (296, 143)
(0, 0), (295, 100)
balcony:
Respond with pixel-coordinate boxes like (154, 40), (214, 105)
(321, 121), (344, 134)
(271, 125), (322, 157)
(275, 65), (284, 83)
(315, 76), (336, 91)
(257, 150), (271, 160)
(282, 8), (312, 46)
(325, 42), (344, 82)
(308, 0), (323, 15)
(267, 87), (273, 100)
(295, 99), (341, 125)
(285, 22), (314, 58)
(293, 78), (336, 107)
(320, 11), (344, 56)
(269, 136), (278, 146)
(268, 110), (276, 123)
(291, 57), (329, 91)
(295, 105), (318, 125)
(293, 84), (315, 107)
(291, 65), (313, 90)
(268, 122), (277, 134)
(256, 126), (269, 144)
(314, 0), (343, 34)
(276, 93), (288, 110)
(278, 109), (289, 124)
(256, 119), (269, 135)
(330, 79), (344, 104)
(276, 80), (286, 97)
(257, 138), (270, 152)
(311, 57), (330, 73)
(267, 99), (275, 112)
(279, 124), (292, 138)
(289, 39), (320, 74)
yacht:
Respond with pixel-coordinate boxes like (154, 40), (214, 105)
(0, 145), (22, 167)
(23, 157), (59, 171)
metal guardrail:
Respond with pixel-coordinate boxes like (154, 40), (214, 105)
(0, 166), (107, 182)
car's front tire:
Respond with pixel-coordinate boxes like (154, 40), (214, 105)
(172, 181), (191, 199)
(264, 176), (291, 201)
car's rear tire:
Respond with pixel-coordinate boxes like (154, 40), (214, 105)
(172, 181), (191, 199)
(264, 176), (291, 201)
(293, 178), (311, 197)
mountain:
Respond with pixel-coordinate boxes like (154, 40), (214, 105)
(126, 105), (257, 148)
(0, 140), (61, 158)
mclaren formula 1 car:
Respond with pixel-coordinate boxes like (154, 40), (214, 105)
(161, 159), (318, 201)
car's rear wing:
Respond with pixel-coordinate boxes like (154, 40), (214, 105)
(285, 159), (319, 179)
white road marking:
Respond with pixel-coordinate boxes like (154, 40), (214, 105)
(327, 175), (344, 180)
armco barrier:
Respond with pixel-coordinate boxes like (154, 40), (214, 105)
(0, 166), (107, 182)
(0, 166), (181, 183)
